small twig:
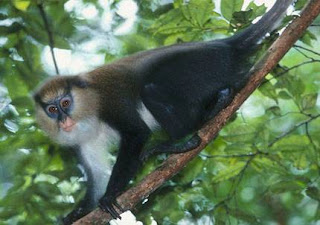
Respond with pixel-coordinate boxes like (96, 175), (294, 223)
(305, 122), (320, 166)
(212, 152), (258, 221)
(305, 123), (318, 151)
(262, 60), (320, 85)
(37, 3), (60, 75)
(199, 153), (257, 158)
(268, 114), (320, 147)
(294, 45), (320, 57)
(294, 47), (315, 59)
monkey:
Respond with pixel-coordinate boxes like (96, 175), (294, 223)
(33, 0), (293, 224)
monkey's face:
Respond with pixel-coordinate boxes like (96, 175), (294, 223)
(34, 76), (99, 146)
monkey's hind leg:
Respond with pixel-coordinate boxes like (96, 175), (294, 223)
(140, 134), (201, 161)
(204, 87), (234, 122)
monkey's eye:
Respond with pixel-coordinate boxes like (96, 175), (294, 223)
(47, 105), (58, 114)
(61, 97), (71, 108)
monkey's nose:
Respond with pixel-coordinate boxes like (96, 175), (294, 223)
(59, 117), (76, 132)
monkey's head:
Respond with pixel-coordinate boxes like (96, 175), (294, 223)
(33, 75), (99, 146)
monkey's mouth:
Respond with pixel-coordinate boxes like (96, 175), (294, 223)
(59, 117), (76, 132)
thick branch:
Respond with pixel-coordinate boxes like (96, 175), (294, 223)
(74, 0), (320, 224)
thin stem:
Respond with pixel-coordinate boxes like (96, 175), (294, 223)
(294, 45), (320, 57)
(268, 114), (320, 148)
(37, 3), (60, 75)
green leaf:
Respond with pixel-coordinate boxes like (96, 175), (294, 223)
(0, 22), (23, 35)
(270, 135), (311, 153)
(19, 10), (71, 49)
(259, 81), (279, 102)
(152, 192), (184, 223)
(3, 74), (29, 100)
(13, 0), (31, 11)
(252, 156), (288, 175)
(229, 208), (259, 224)
(205, 18), (229, 33)
(0, 13), (8, 20)
(300, 30), (317, 46)
(222, 124), (256, 143)
(231, 9), (253, 27)
(150, 8), (190, 35)
(269, 180), (307, 194)
(0, 207), (18, 220)
(295, 0), (308, 10)
(181, 0), (215, 27)
(178, 158), (204, 184)
(266, 106), (282, 116)
(212, 161), (246, 183)
(301, 93), (317, 111)
(278, 90), (292, 99)
(164, 33), (185, 45)
(221, 0), (244, 21)
(246, 2), (267, 18)
(224, 143), (253, 155)
(306, 186), (320, 201)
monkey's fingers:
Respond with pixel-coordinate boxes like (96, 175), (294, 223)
(113, 200), (125, 213)
(62, 205), (88, 225)
(99, 199), (122, 219)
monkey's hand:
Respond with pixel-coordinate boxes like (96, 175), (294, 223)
(63, 206), (89, 225)
(99, 196), (124, 219)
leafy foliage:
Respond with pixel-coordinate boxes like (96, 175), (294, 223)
(0, 0), (319, 225)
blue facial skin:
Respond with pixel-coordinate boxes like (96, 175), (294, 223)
(43, 93), (73, 122)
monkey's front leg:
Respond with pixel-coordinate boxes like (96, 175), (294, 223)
(62, 193), (96, 225)
(62, 203), (89, 224)
(99, 131), (150, 219)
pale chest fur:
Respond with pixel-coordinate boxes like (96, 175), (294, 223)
(79, 122), (120, 203)
(56, 116), (120, 203)
(54, 101), (159, 204)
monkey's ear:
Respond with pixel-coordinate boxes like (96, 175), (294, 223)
(72, 76), (89, 88)
(32, 92), (41, 103)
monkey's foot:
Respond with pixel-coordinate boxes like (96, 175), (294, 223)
(140, 134), (201, 161)
(99, 197), (124, 219)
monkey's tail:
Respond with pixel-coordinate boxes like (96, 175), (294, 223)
(225, 0), (294, 50)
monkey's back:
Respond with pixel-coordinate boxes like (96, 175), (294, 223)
(133, 40), (249, 138)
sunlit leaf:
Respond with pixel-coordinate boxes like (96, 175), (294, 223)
(13, 0), (31, 11)
(212, 161), (246, 183)
(221, 0), (244, 21)
(269, 180), (307, 194)
(301, 93), (318, 110)
(252, 156), (288, 175)
(270, 135), (311, 153)
(181, 0), (215, 27)
(295, 0), (308, 10)
(246, 2), (267, 18)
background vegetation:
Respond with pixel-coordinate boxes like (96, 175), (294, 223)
(0, 0), (319, 224)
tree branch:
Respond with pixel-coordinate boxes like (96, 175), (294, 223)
(74, 0), (320, 224)
(37, 3), (60, 75)
(294, 45), (320, 57)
